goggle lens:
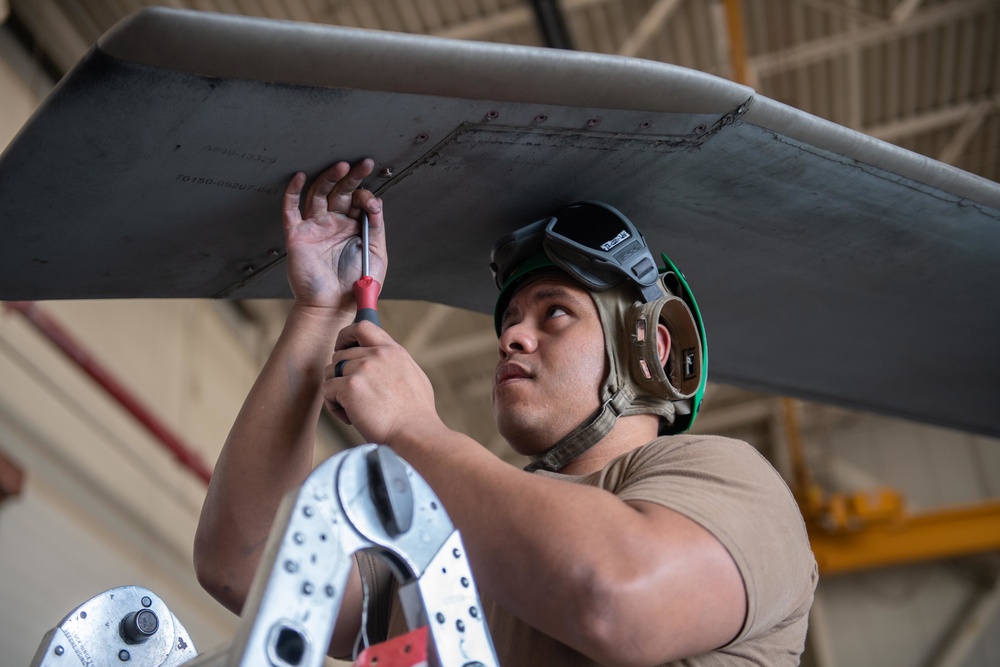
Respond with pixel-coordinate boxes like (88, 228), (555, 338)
(548, 206), (632, 253)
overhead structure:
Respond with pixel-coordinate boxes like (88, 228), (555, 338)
(0, 8), (999, 443)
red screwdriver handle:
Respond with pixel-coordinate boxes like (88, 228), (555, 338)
(353, 276), (382, 327)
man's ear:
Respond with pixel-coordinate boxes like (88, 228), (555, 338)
(656, 321), (672, 368)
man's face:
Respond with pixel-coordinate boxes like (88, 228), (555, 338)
(491, 275), (607, 456)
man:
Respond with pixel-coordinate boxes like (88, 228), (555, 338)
(194, 158), (817, 666)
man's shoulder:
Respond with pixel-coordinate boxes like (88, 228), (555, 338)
(611, 432), (797, 509)
(624, 432), (764, 466)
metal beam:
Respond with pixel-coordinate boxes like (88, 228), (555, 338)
(890, 0), (925, 24)
(928, 566), (1000, 667)
(8, 0), (91, 74)
(722, 0), (748, 84)
(938, 99), (993, 165)
(788, 0), (883, 24)
(530, 0), (574, 49)
(865, 94), (1000, 142)
(433, 6), (535, 40)
(433, 0), (611, 41)
(617, 0), (683, 58)
(749, 0), (990, 76)
(809, 500), (1000, 575)
(844, 0), (864, 130)
(401, 302), (453, 353)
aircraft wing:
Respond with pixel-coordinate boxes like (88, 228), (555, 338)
(2, 7), (998, 438)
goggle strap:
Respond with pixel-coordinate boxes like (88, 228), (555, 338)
(640, 281), (667, 303)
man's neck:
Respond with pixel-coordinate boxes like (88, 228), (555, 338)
(555, 413), (661, 476)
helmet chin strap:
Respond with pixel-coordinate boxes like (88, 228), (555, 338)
(523, 387), (634, 473)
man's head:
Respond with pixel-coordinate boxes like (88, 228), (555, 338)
(489, 202), (708, 471)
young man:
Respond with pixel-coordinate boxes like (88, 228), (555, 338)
(194, 159), (817, 666)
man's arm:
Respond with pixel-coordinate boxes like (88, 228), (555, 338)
(323, 324), (746, 666)
(193, 159), (386, 656)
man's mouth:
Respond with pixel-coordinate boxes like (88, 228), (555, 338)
(495, 362), (532, 387)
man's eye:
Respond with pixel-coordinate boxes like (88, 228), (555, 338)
(547, 306), (568, 319)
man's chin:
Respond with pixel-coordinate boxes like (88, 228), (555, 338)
(496, 419), (560, 458)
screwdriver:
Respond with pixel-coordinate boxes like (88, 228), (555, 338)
(352, 212), (382, 327)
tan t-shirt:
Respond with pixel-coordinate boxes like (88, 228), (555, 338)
(361, 434), (818, 665)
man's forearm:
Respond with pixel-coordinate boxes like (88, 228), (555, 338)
(193, 303), (348, 612)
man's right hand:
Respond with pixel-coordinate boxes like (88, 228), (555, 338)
(282, 159), (387, 317)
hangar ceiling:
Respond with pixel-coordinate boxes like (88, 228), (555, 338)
(3, 0), (998, 460)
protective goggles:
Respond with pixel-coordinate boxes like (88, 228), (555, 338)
(490, 201), (667, 304)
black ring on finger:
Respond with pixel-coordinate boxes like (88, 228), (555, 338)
(334, 359), (349, 378)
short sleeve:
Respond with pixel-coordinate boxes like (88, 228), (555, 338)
(609, 436), (818, 645)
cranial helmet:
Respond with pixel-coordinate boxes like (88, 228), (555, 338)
(490, 201), (708, 472)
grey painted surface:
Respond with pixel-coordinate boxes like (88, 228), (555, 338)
(1, 7), (999, 441)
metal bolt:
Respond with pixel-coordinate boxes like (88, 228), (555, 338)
(303, 506), (314, 517)
(640, 121), (652, 129)
(453, 548), (461, 558)
(456, 620), (466, 632)
(436, 613), (446, 624)
(587, 117), (602, 128)
(379, 167), (394, 179)
(121, 609), (159, 643)
(80, 612), (88, 620)
(284, 560), (299, 573)
(54, 646), (64, 656)
(486, 110), (499, 120)
(694, 124), (708, 134)
(141, 597), (152, 608)
(534, 114), (548, 123)
(461, 577), (470, 588)
(302, 582), (314, 595)
(267, 248), (281, 257)
(242, 264), (255, 275)
(325, 585), (336, 598)
(415, 133), (429, 143)
(469, 607), (479, 618)
(118, 650), (131, 662)
(293, 532), (305, 544)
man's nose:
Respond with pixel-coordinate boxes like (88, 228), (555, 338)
(498, 321), (537, 358)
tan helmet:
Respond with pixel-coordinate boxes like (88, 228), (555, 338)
(491, 202), (707, 472)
